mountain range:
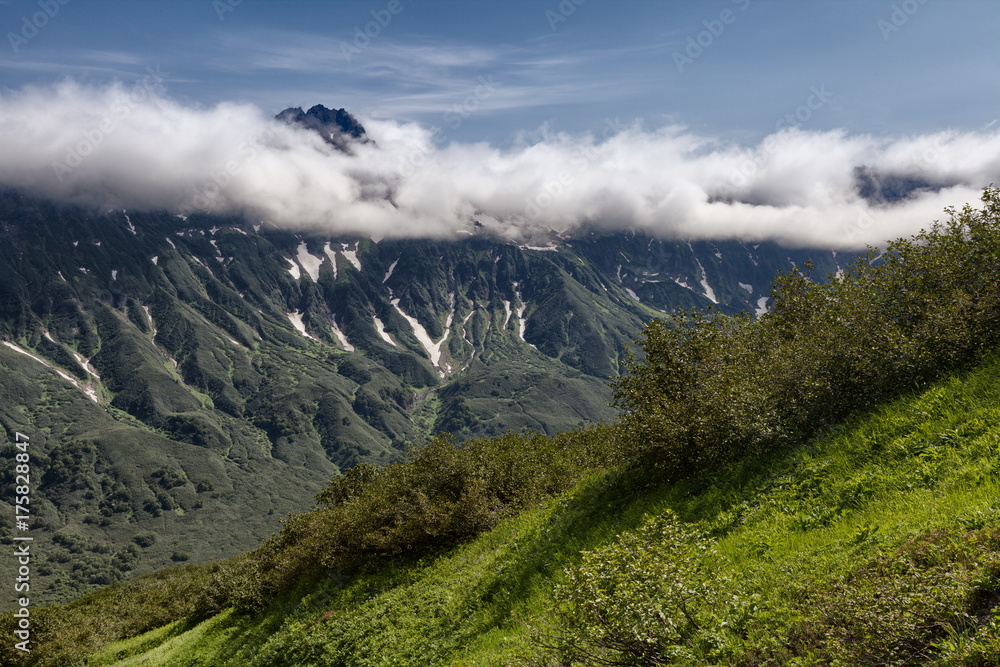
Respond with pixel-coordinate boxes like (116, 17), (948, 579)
(0, 106), (856, 607)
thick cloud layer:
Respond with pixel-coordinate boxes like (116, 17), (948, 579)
(2, 81), (999, 248)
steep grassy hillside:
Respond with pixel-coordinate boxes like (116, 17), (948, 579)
(58, 339), (1000, 666)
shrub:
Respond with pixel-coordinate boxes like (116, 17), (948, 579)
(614, 187), (1000, 477)
(538, 510), (742, 665)
(133, 532), (157, 548)
(225, 425), (623, 613)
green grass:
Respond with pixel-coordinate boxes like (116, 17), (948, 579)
(79, 349), (1000, 666)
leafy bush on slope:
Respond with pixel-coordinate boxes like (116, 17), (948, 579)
(614, 186), (1000, 475)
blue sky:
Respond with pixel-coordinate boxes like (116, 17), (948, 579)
(1, 0), (997, 144)
(1, 1), (998, 247)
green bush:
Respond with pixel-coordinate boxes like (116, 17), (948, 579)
(0, 561), (225, 667)
(133, 532), (157, 548)
(615, 187), (1000, 477)
(539, 510), (743, 666)
(226, 425), (623, 613)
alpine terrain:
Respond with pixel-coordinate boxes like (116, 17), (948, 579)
(0, 107), (855, 606)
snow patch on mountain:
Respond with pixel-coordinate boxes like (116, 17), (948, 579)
(514, 282), (534, 348)
(2, 340), (100, 403)
(462, 310), (475, 344)
(142, 306), (156, 337)
(373, 316), (396, 346)
(296, 242), (322, 282)
(287, 311), (316, 340)
(330, 318), (354, 352)
(71, 351), (101, 379)
(694, 258), (718, 303)
(383, 257), (399, 283)
(390, 296), (455, 370)
(322, 242), (338, 279)
(341, 242), (362, 272)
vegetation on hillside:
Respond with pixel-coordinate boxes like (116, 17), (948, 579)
(615, 186), (1000, 475)
(32, 343), (1000, 666)
(4, 187), (1000, 665)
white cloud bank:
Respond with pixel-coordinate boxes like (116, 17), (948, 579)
(2, 81), (999, 248)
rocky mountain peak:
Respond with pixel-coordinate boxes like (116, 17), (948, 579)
(275, 104), (372, 152)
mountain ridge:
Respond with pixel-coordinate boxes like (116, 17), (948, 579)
(0, 189), (854, 607)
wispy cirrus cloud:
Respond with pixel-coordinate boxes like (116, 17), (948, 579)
(177, 30), (664, 121)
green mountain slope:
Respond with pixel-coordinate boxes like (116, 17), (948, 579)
(81, 349), (1000, 666)
(0, 191), (850, 606)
